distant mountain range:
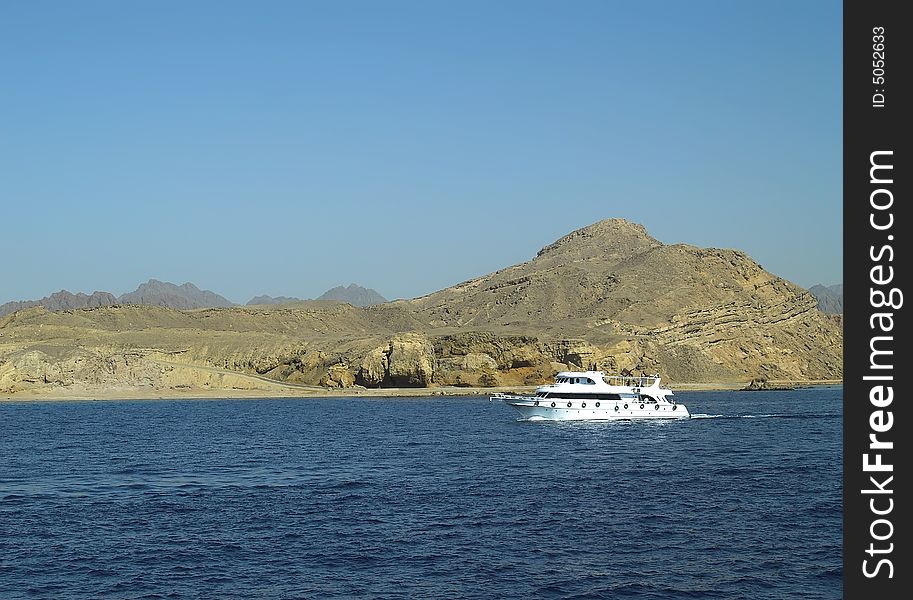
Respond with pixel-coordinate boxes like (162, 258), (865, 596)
(246, 295), (305, 306)
(0, 291), (118, 317)
(808, 283), (843, 314)
(0, 280), (386, 317)
(3, 274), (836, 322)
(246, 284), (386, 308)
(119, 280), (235, 310)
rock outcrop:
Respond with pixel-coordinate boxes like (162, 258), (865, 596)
(356, 333), (434, 387)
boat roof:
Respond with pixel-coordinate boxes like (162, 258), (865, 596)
(555, 371), (607, 378)
(555, 371), (661, 378)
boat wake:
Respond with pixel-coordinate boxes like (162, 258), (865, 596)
(691, 413), (839, 420)
(691, 413), (792, 419)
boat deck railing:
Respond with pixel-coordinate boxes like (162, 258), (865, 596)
(602, 375), (659, 387)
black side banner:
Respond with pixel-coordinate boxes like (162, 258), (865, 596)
(844, 1), (909, 598)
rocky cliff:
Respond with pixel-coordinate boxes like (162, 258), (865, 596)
(0, 220), (842, 396)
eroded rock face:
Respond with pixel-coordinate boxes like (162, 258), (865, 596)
(320, 364), (356, 388)
(461, 353), (498, 371)
(0, 347), (163, 393)
(545, 339), (602, 370)
(357, 346), (389, 387)
(356, 333), (434, 387)
(388, 334), (434, 387)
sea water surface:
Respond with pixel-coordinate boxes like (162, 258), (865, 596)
(0, 387), (841, 599)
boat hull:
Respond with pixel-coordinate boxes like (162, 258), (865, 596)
(493, 394), (690, 421)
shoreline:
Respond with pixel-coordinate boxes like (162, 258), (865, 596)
(1, 380), (844, 402)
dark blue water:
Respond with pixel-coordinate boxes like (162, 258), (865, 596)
(0, 387), (842, 599)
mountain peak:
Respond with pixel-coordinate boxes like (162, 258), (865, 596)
(316, 284), (386, 307)
(536, 218), (661, 261)
(808, 283), (843, 314)
(119, 280), (234, 309)
(247, 294), (305, 306)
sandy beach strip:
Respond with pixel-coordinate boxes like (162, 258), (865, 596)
(1, 379), (843, 402)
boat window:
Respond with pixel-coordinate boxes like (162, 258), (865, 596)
(584, 378), (594, 384)
(536, 392), (622, 400)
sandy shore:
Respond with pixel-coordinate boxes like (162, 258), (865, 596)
(1, 379), (843, 402)
(1, 385), (528, 402)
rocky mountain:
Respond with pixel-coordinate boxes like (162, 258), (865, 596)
(808, 283), (843, 314)
(316, 284), (386, 307)
(399, 219), (842, 384)
(0, 219), (842, 396)
(1, 280), (235, 315)
(0, 290), (117, 318)
(2, 280), (385, 317)
(247, 295), (305, 306)
(247, 284), (385, 307)
(118, 279), (235, 309)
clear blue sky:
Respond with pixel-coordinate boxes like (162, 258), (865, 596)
(1, 0), (841, 304)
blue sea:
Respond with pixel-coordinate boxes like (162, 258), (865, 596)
(0, 387), (842, 599)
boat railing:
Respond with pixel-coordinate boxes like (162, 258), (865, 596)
(490, 392), (525, 400)
(602, 375), (659, 387)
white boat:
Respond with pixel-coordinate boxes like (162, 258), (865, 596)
(491, 370), (690, 421)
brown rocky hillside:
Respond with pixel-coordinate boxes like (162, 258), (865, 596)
(0, 219), (842, 396)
